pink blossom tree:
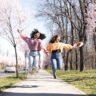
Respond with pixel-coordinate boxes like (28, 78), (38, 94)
(85, 3), (96, 51)
(0, 0), (31, 77)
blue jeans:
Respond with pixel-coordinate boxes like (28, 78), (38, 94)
(28, 51), (39, 72)
(51, 53), (63, 75)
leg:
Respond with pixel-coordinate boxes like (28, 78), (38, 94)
(27, 53), (33, 78)
(33, 55), (39, 72)
(28, 53), (33, 73)
(38, 51), (41, 69)
(57, 54), (63, 70)
(51, 58), (57, 76)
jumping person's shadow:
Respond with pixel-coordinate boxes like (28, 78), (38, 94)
(11, 85), (39, 88)
(2, 92), (88, 96)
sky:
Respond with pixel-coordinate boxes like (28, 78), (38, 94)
(0, 0), (50, 61)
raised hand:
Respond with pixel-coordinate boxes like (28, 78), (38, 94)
(17, 29), (21, 33)
(73, 42), (83, 48)
(46, 52), (50, 56)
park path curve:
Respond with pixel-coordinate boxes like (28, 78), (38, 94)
(2, 70), (87, 96)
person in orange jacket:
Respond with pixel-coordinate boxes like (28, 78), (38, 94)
(47, 35), (83, 79)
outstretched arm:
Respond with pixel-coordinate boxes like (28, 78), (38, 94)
(46, 43), (52, 54)
(62, 43), (73, 50)
(17, 29), (29, 43)
(39, 40), (48, 54)
(62, 42), (83, 50)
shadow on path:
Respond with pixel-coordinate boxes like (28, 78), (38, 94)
(2, 92), (87, 96)
(11, 85), (39, 88)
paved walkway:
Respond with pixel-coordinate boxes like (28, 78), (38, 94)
(1, 70), (87, 96)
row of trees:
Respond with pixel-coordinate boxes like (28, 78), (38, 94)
(39, 0), (96, 71)
(0, 0), (31, 77)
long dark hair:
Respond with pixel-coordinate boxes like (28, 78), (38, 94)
(49, 35), (60, 43)
(30, 29), (46, 40)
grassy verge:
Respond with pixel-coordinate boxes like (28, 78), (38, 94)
(47, 70), (96, 95)
(0, 71), (34, 93)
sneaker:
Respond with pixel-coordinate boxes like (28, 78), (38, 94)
(36, 69), (39, 73)
(27, 73), (31, 78)
(36, 67), (39, 73)
(53, 74), (56, 79)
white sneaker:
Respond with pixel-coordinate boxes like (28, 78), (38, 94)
(27, 73), (31, 78)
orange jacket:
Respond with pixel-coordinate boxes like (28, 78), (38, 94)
(46, 42), (73, 54)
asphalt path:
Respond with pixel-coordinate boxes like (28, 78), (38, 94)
(2, 70), (87, 96)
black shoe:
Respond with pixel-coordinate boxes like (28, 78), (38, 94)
(53, 74), (56, 79)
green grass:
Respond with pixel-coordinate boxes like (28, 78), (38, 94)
(0, 71), (34, 93)
(47, 70), (96, 95)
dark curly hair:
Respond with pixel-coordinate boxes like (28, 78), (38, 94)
(30, 29), (46, 40)
(49, 35), (60, 43)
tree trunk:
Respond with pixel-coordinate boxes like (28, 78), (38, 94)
(14, 44), (18, 78)
(70, 50), (73, 70)
(65, 51), (69, 70)
(80, 47), (84, 71)
(64, 16), (69, 71)
(75, 49), (78, 70)
(70, 22), (74, 70)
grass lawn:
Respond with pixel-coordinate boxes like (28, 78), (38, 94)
(0, 71), (34, 93)
(47, 70), (96, 96)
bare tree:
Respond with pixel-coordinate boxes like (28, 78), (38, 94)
(0, 0), (31, 77)
(38, 0), (96, 71)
